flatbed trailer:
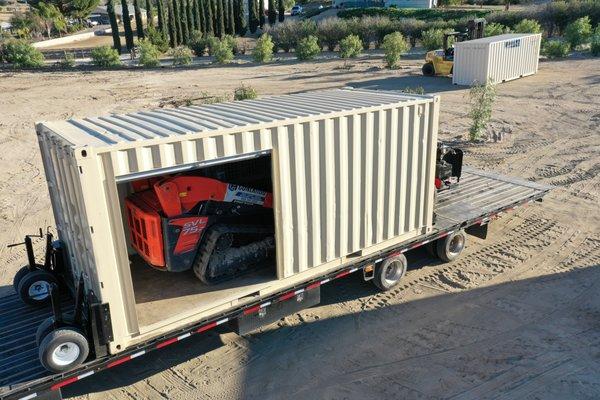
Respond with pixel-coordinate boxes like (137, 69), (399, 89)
(0, 167), (551, 400)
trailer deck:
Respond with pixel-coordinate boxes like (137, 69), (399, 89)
(0, 167), (552, 400)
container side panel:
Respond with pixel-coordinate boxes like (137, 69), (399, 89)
(361, 112), (374, 248)
(336, 116), (349, 258)
(290, 123), (308, 273)
(323, 119), (337, 262)
(349, 114), (362, 253)
(396, 107), (409, 235)
(374, 110), (387, 244)
(385, 108), (399, 239)
(306, 121), (322, 268)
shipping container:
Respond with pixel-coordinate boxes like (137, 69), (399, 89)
(452, 33), (541, 86)
(1, 89), (553, 400)
(34, 88), (439, 353)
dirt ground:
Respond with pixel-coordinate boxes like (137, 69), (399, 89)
(0, 55), (599, 399)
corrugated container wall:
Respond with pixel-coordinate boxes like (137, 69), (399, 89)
(452, 33), (541, 86)
(36, 89), (439, 349)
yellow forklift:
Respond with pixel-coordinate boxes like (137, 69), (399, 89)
(422, 19), (486, 77)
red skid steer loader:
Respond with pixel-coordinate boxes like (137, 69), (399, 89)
(125, 175), (275, 284)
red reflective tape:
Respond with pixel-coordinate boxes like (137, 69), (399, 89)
(156, 337), (178, 349)
(50, 376), (79, 390)
(306, 281), (321, 290)
(107, 356), (131, 369)
(438, 232), (449, 238)
(279, 291), (296, 301)
(409, 242), (422, 249)
(196, 321), (217, 333)
(243, 305), (261, 315)
(334, 270), (350, 279)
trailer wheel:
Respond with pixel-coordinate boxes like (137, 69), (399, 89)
(39, 328), (89, 373)
(422, 62), (435, 76)
(373, 254), (407, 291)
(436, 230), (467, 262)
(12, 266), (32, 293)
(17, 270), (57, 306)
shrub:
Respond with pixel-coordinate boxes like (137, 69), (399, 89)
(468, 81), (497, 141)
(591, 26), (600, 56)
(381, 32), (409, 69)
(58, 51), (74, 67)
(2, 40), (45, 68)
(213, 40), (234, 64)
(222, 34), (241, 54)
(265, 19), (316, 52)
(420, 28), (446, 51)
(338, 7), (490, 23)
(90, 45), (121, 67)
(296, 35), (320, 60)
(543, 39), (570, 58)
(339, 34), (363, 59)
(485, 22), (509, 37)
(396, 18), (427, 48)
(138, 40), (161, 67)
(401, 86), (425, 95)
(316, 17), (348, 51)
(233, 84), (257, 100)
(564, 16), (592, 49)
(146, 26), (169, 53)
(346, 17), (387, 49)
(513, 19), (542, 34)
(188, 31), (208, 56)
(171, 45), (193, 65)
(252, 34), (274, 63)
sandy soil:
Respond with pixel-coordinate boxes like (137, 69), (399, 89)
(0, 55), (599, 399)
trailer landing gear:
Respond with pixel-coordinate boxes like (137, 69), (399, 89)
(372, 254), (407, 291)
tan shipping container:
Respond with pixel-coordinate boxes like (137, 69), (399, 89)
(452, 33), (541, 86)
(36, 88), (439, 352)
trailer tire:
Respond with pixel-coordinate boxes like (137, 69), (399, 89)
(39, 328), (89, 373)
(36, 317), (57, 347)
(12, 266), (31, 293)
(373, 254), (407, 292)
(422, 62), (435, 76)
(436, 230), (466, 262)
(17, 270), (57, 306)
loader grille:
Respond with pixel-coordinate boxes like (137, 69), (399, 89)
(125, 192), (166, 267)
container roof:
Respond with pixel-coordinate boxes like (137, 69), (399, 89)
(455, 33), (540, 45)
(39, 88), (433, 150)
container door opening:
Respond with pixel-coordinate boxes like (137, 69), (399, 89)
(118, 154), (277, 329)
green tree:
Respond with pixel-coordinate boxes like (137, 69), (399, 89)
(196, 0), (205, 33)
(34, 2), (64, 38)
(121, 0), (135, 50)
(145, 0), (154, 28)
(513, 19), (542, 34)
(468, 81), (496, 141)
(156, 0), (167, 36)
(381, 31), (409, 68)
(223, 0), (229, 32)
(296, 35), (319, 60)
(138, 39), (161, 66)
(204, 0), (213, 36)
(186, 0), (194, 40)
(91, 45), (121, 67)
(267, 0), (275, 25)
(180, 0), (189, 43)
(258, 0), (264, 27)
(215, 0), (224, 37)
(106, 0), (121, 53)
(173, 0), (183, 44)
(167, 0), (177, 46)
(211, 0), (218, 35)
(133, 0), (144, 39)
(192, 0), (201, 31)
(252, 33), (273, 61)
(3, 39), (45, 68)
(234, 0), (246, 35)
(339, 34), (362, 59)
(277, 0), (283, 22)
(564, 16), (592, 49)
(67, 0), (100, 20)
(249, 0), (258, 33)
(484, 22), (508, 37)
(226, 0), (235, 34)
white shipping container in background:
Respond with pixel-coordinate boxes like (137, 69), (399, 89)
(452, 33), (541, 86)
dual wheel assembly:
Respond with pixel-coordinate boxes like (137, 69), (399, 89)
(13, 266), (90, 373)
(370, 230), (467, 292)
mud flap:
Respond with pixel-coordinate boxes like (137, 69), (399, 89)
(233, 287), (320, 336)
(466, 222), (489, 240)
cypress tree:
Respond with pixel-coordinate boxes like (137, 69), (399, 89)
(226, 0), (234, 35)
(145, 0), (154, 28)
(248, 0), (258, 33)
(173, 0), (183, 44)
(204, 0), (213, 36)
(234, 0), (246, 36)
(267, 0), (275, 25)
(133, 0), (144, 39)
(121, 0), (135, 50)
(223, 0), (229, 34)
(277, 0), (283, 22)
(215, 0), (224, 38)
(106, 0), (122, 53)
(185, 0), (194, 37)
(211, 0), (218, 36)
(196, 0), (206, 35)
(258, 0), (264, 28)
(167, 0), (177, 46)
(180, 0), (189, 43)
(193, 0), (202, 31)
(157, 0), (166, 36)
